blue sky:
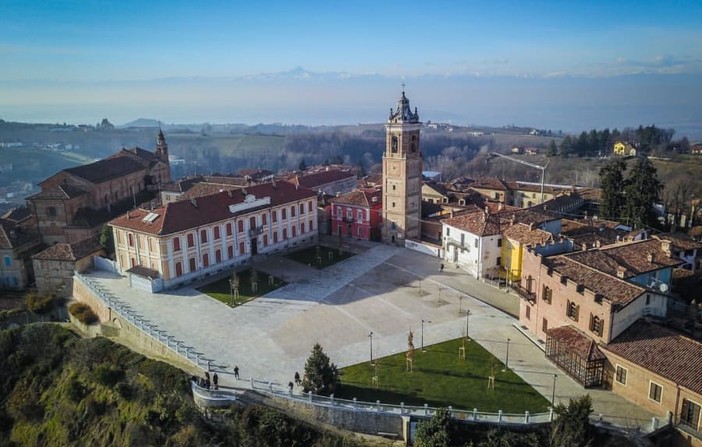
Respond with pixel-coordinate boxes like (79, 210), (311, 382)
(2, 0), (701, 136)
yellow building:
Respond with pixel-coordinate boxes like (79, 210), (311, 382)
(613, 141), (637, 156)
(501, 223), (553, 283)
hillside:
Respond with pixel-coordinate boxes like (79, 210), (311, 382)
(0, 324), (360, 447)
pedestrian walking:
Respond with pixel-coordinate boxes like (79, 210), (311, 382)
(234, 365), (240, 380)
(440, 263), (444, 272)
(205, 371), (210, 382)
(294, 371), (301, 386)
(213, 372), (219, 390)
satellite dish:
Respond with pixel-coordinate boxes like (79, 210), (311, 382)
(659, 283), (669, 293)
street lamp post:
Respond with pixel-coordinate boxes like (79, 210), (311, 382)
(552, 374), (557, 407)
(369, 331), (373, 365)
(489, 152), (550, 202)
(465, 309), (471, 339)
(459, 296), (463, 314)
(229, 279), (234, 306)
(421, 319), (431, 352)
(503, 338), (511, 371)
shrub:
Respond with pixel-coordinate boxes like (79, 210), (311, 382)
(26, 292), (55, 313)
(69, 302), (99, 325)
(93, 363), (124, 386)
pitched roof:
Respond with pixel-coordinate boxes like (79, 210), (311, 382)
(109, 181), (316, 236)
(28, 183), (87, 200)
(1, 205), (32, 223)
(441, 209), (503, 236)
(604, 319), (702, 395)
(423, 182), (448, 196)
(545, 256), (645, 306)
(566, 239), (683, 278)
(546, 325), (605, 361)
(0, 219), (42, 250)
(180, 182), (244, 201)
(469, 177), (509, 191)
(32, 237), (103, 261)
(503, 223), (553, 246)
(64, 156), (146, 184)
(161, 176), (205, 193)
(291, 169), (356, 189)
(653, 233), (702, 252)
(330, 188), (381, 207)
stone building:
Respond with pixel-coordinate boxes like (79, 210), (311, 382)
(382, 91), (422, 244)
(31, 238), (104, 297)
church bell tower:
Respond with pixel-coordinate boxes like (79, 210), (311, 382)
(382, 91), (422, 244)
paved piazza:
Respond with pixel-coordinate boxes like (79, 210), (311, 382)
(85, 239), (658, 423)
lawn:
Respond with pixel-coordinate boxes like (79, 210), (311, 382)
(197, 269), (285, 306)
(284, 245), (354, 270)
(337, 337), (549, 414)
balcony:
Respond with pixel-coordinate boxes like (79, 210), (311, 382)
(512, 284), (536, 303)
(248, 226), (264, 238)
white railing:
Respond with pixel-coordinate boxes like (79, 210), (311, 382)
(75, 271), (214, 371)
(75, 271), (661, 434)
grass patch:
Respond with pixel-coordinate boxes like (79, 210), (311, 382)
(198, 269), (285, 306)
(284, 245), (354, 269)
(337, 338), (549, 414)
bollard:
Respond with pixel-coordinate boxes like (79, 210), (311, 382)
(598, 413), (603, 425)
(549, 407), (554, 422)
(353, 397), (357, 410)
(250, 377), (254, 389)
(424, 403), (429, 415)
(401, 402), (405, 414)
(308, 391), (312, 402)
(473, 408), (477, 421)
(498, 410), (503, 423)
(525, 411), (530, 423)
(652, 417), (658, 431)
(330, 394), (334, 405)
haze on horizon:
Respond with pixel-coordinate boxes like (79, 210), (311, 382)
(2, 0), (702, 138)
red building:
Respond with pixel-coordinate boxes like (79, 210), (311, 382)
(330, 188), (382, 241)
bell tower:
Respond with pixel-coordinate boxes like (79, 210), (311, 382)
(156, 129), (169, 163)
(382, 90), (422, 244)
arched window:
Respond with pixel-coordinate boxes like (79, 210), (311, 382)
(187, 233), (194, 247)
(411, 135), (417, 152)
(391, 135), (399, 153)
(173, 237), (181, 252)
(175, 262), (183, 277)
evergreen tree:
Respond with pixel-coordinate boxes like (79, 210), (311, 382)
(598, 159), (626, 219)
(298, 159), (307, 171)
(99, 225), (115, 257)
(302, 343), (339, 396)
(413, 408), (454, 447)
(550, 395), (594, 447)
(546, 139), (558, 157)
(624, 156), (662, 229)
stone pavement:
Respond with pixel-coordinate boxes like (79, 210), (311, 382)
(85, 239), (659, 427)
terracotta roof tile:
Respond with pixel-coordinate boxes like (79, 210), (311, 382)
(64, 156), (146, 184)
(653, 233), (702, 251)
(32, 237), (103, 261)
(546, 256), (645, 306)
(291, 169), (356, 189)
(604, 319), (702, 395)
(470, 177), (509, 191)
(330, 188), (381, 207)
(566, 239), (683, 278)
(503, 223), (553, 246)
(0, 219), (42, 250)
(28, 184), (87, 200)
(547, 325), (606, 361)
(110, 180), (316, 236)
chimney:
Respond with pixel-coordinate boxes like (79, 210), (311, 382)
(616, 266), (627, 278)
(647, 252), (654, 263)
(661, 240), (672, 257)
(594, 240), (601, 248)
(581, 243), (587, 251)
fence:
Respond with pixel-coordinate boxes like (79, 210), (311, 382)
(74, 271), (662, 435)
(74, 271), (213, 371)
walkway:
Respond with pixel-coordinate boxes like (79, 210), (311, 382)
(84, 239), (658, 428)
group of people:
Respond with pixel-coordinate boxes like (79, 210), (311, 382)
(194, 371), (219, 390)
(288, 371), (303, 392)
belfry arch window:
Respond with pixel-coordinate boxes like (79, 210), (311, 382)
(391, 136), (399, 153)
(411, 135), (417, 152)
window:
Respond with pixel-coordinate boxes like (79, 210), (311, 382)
(308, 201), (313, 212)
(272, 210), (277, 223)
(347, 209), (353, 219)
(175, 262), (183, 277)
(392, 184), (396, 191)
(525, 305), (531, 320)
(392, 202), (396, 208)
(189, 257), (196, 272)
(227, 246), (233, 259)
(283, 228), (288, 240)
(128, 233), (134, 247)
(187, 233), (194, 247)
(576, 284), (585, 294)
(47, 206), (57, 217)
(173, 237), (181, 252)
(646, 294), (651, 305)
(200, 229), (208, 243)
(594, 294), (603, 304)
(615, 365), (627, 385)
(273, 232), (278, 243)
(391, 135), (398, 153)
(301, 222), (305, 233)
(202, 253), (209, 267)
(560, 275), (568, 285)
(542, 318), (548, 333)
(681, 399), (701, 431)
(3, 256), (11, 267)
(446, 228), (451, 237)
(411, 135), (417, 152)
(213, 226), (221, 240)
(496, 257), (501, 266)
(215, 249), (221, 263)
(292, 226), (296, 237)
(282, 208), (287, 219)
(226, 223), (232, 236)
(238, 220), (244, 232)
(566, 300), (579, 321)
(263, 234), (268, 246)
(542, 285), (553, 304)
(474, 238), (479, 248)
(590, 314), (603, 336)
(460, 233), (464, 246)
(291, 206), (296, 217)
(262, 214), (267, 225)
(497, 238), (502, 247)
(300, 204), (304, 215)
(309, 219), (313, 232)
(649, 382), (662, 403)
(357, 210), (363, 221)
(239, 241), (245, 254)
